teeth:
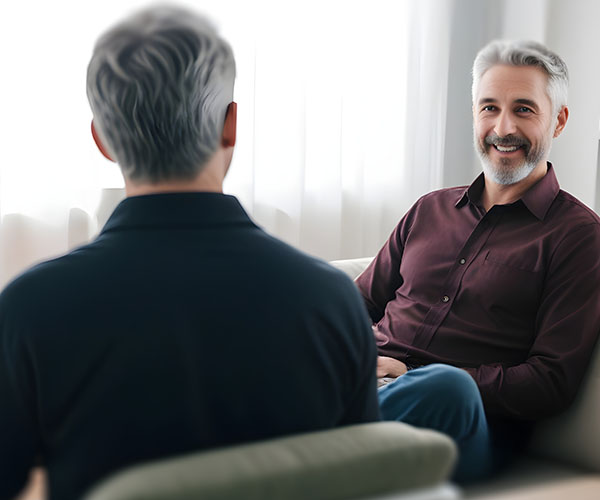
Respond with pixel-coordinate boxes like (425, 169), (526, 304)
(495, 145), (519, 152)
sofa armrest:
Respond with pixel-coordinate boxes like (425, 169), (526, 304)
(84, 422), (458, 500)
(330, 257), (374, 281)
(528, 338), (600, 472)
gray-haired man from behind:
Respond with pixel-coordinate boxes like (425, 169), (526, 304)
(0, 7), (379, 499)
(357, 39), (600, 482)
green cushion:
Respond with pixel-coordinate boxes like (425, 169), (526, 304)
(84, 422), (457, 500)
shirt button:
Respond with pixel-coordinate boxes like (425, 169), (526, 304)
(441, 295), (450, 303)
(459, 258), (466, 265)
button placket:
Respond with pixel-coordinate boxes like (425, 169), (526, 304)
(411, 208), (499, 350)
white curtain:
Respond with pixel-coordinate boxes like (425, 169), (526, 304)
(226, 0), (454, 260)
(0, 0), (453, 288)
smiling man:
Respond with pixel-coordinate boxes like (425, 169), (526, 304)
(357, 40), (600, 482)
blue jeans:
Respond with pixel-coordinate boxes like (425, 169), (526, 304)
(379, 364), (506, 483)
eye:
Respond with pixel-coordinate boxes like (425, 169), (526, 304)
(516, 106), (532, 113)
(482, 105), (496, 112)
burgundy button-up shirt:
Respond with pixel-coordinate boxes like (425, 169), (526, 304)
(356, 164), (600, 420)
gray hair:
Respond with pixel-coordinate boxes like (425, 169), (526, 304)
(472, 40), (568, 116)
(87, 5), (236, 182)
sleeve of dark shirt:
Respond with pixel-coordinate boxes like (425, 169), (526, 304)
(335, 276), (381, 424)
(464, 222), (600, 420)
(0, 290), (38, 500)
(356, 215), (408, 323)
(314, 264), (381, 424)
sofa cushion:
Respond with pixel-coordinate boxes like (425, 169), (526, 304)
(528, 338), (600, 472)
(83, 422), (457, 500)
(330, 257), (374, 281)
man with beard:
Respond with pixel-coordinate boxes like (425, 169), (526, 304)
(356, 40), (600, 483)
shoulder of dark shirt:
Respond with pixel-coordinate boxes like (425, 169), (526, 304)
(389, 186), (468, 236)
(0, 226), (365, 325)
(552, 189), (600, 227)
(0, 243), (92, 319)
(256, 231), (368, 305)
(411, 185), (467, 208)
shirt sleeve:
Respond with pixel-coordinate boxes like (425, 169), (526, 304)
(464, 223), (600, 420)
(340, 338), (381, 425)
(0, 295), (38, 499)
(355, 218), (407, 323)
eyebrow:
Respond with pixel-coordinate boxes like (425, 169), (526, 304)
(514, 98), (538, 108)
(477, 97), (539, 108)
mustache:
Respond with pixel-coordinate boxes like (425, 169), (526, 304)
(484, 134), (530, 147)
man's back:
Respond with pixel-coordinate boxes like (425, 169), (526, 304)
(0, 193), (379, 499)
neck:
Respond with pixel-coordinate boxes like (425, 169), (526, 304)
(125, 176), (223, 197)
(124, 150), (228, 197)
(481, 162), (548, 212)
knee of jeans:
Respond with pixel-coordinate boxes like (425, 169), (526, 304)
(417, 365), (485, 441)
(415, 364), (482, 413)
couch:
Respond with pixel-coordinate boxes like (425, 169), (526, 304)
(83, 422), (459, 500)
(330, 257), (600, 500)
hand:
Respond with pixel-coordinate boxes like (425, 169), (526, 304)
(377, 356), (408, 378)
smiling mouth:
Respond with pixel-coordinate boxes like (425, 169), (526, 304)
(492, 144), (523, 153)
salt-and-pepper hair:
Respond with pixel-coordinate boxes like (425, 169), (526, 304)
(472, 40), (568, 116)
(87, 6), (236, 182)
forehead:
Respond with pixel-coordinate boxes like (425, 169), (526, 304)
(476, 64), (551, 106)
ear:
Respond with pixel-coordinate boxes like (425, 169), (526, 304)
(221, 102), (237, 148)
(91, 120), (116, 162)
(553, 106), (569, 138)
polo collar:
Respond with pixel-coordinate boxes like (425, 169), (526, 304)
(101, 192), (255, 233)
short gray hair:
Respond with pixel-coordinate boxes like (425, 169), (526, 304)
(87, 6), (236, 182)
(472, 40), (568, 116)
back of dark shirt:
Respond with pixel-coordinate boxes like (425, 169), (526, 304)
(0, 193), (379, 500)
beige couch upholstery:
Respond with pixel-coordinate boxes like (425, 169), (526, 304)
(330, 257), (600, 500)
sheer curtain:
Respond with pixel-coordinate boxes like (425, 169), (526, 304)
(0, 0), (453, 288)
(226, 0), (454, 260)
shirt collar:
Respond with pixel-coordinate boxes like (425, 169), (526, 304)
(455, 174), (484, 209)
(101, 192), (255, 234)
(454, 162), (560, 220)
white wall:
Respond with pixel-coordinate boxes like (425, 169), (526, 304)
(545, 0), (600, 210)
(443, 0), (503, 188)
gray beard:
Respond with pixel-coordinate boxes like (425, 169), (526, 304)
(474, 129), (553, 186)
(478, 155), (538, 185)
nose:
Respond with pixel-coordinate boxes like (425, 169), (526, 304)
(493, 110), (517, 137)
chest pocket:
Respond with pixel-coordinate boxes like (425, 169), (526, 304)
(472, 251), (544, 315)
(485, 250), (543, 273)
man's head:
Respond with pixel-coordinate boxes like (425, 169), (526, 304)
(471, 40), (569, 186)
(87, 6), (236, 185)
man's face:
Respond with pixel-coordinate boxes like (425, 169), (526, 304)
(473, 64), (557, 185)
